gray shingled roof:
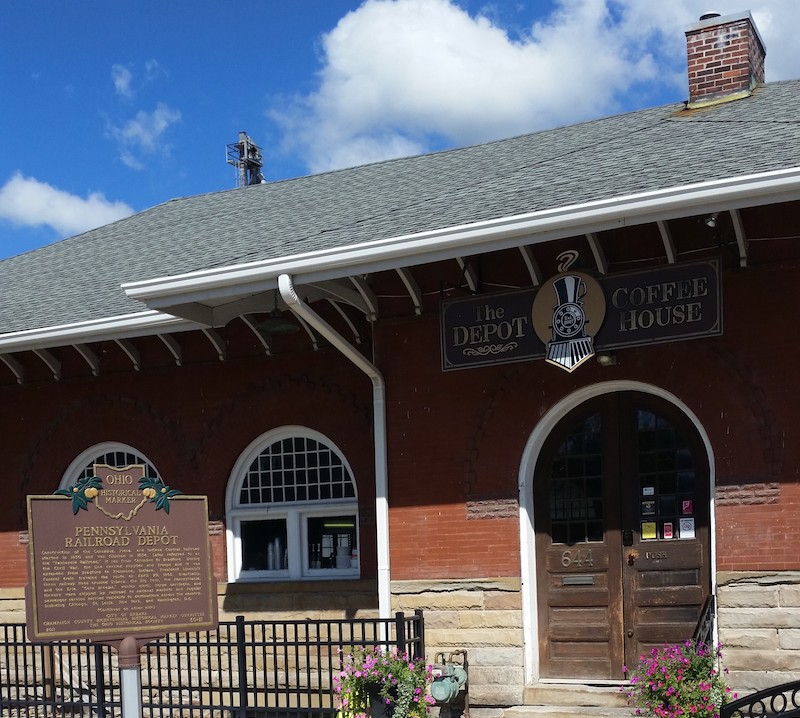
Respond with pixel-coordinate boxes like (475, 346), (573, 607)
(2, 80), (799, 336)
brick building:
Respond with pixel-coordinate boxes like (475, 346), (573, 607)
(2, 10), (799, 713)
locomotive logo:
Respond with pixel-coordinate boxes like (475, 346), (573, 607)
(532, 271), (606, 372)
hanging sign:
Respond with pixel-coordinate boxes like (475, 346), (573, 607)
(440, 259), (721, 371)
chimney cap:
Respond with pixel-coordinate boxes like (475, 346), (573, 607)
(686, 10), (766, 53)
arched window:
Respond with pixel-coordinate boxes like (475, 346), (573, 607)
(60, 442), (160, 490)
(226, 427), (359, 582)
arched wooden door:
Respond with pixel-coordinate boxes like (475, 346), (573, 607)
(534, 392), (711, 679)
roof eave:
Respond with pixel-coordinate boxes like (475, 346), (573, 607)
(123, 167), (800, 311)
(0, 311), (201, 354)
(3, 166), (799, 355)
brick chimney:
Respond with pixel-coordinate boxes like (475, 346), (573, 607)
(685, 11), (766, 108)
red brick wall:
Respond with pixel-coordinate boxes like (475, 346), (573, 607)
(2, 261), (800, 587)
(0, 346), (376, 587)
(375, 262), (800, 577)
(1, 532), (29, 587)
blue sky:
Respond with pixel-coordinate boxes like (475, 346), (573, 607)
(2, 0), (799, 259)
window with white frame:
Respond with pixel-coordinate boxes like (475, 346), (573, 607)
(60, 442), (160, 490)
(226, 427), (359, 582)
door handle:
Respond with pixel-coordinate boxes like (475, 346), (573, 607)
(627, 630), (634, 638)
(627, 550), (638, 565)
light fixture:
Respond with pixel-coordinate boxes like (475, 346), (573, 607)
(596, 353), (617, 367)
(256, 291), (300, 336)
(704, 212), (719, 229)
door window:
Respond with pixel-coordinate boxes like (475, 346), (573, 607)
(549, 413), (604, 544)
(637, 410), (696, 541)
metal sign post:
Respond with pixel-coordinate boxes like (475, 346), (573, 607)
(118, 636), (143, 718)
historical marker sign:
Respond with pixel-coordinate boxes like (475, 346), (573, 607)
(26, 471), (217, 642)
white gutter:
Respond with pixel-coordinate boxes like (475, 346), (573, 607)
(0, 311), (199, 354)
(124, 167), (800, 306)
(277, 274), (392, 620)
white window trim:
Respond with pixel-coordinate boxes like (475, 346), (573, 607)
(225, 426), (360, 583)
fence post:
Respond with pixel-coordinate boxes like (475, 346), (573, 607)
(41, 644), (56, 706)
(394, 612), (406, 655)
(237, 615), (249, 718)
(414, 609), (425, 660)
(94, 643), (106, 718)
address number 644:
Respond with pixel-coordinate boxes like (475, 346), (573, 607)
(561, 549), (594, 568)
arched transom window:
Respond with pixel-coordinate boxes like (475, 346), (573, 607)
(226, 427), (359, 582)
(60, 442), (160, 490)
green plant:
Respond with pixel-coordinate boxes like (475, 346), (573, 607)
(623, 641), (736, 718)
(334, 645), (434, 718)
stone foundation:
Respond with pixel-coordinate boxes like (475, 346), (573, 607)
(0, 588), (25, 623)
(219, 578), (379, 619)
(0, 580), (382, 624)
(717, 571), (800, 694)
(392, 577), (524, 712)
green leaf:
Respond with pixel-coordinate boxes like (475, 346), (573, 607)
(84, 475), (103, 490)
(71, 495), (89, 514)
(155, 494), (170, 512)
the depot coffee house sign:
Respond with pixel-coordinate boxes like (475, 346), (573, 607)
(440, 259), (721, 371)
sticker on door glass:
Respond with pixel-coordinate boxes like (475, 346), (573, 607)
(642, 486), (655, 496)
(641, 500), (655, 516)
(679, 518), (696, 539)
(663, 522), (674, 539)
(641, 521), (657, 540)
(682, 499), (693, 515)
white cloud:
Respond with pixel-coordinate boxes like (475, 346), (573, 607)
(144, 59), (166, 83)
(107, 102), (182, 170)
(112, 64), (134, 99)
(111, 59), (167, 99)
(0, 173), (133, 237)
(271, 0), (800, 174)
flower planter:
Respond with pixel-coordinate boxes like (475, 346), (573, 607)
(334, 646), (434, 718)
(369, 685), (394, 718)
(623, 641), (734, 718)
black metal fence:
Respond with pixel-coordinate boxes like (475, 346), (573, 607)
(0, 611), (425, 717)
(721, 679), (800, 718)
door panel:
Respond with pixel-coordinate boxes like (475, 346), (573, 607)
(619, 395), (710, 669)
(535, 392), (710, 680)
(535, 399), (623, 679)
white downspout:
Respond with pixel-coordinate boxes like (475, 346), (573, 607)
(278, 274), (392, 619)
